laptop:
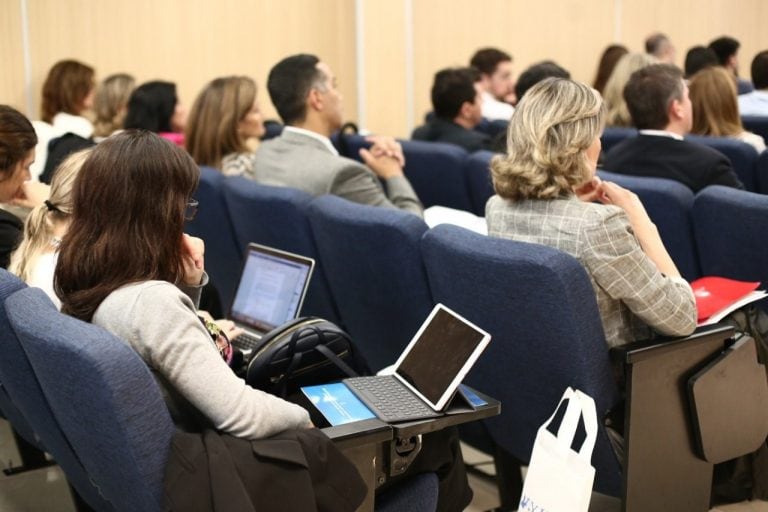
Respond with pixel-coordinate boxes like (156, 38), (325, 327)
(228, 243), (314, 360)
(340, 304), (491, 423)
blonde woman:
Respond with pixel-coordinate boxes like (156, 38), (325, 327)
(689, 66), (766, 153)
(10, 149), (91, 308)
(92, 73), (135, 140)
(185, 76), (265, 176)
(602, 53), (657, 127)
(487, 78), (696, 348)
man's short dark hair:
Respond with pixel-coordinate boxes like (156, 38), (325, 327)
(684, 46), (718, 78)
(432, 67), (479, 120)
(751, 50), (768, 90)
(470, 48), (512, 76)
(708, 36), (740, 66)
(514, 61), (570, 102)
(623, 64), (685, 130)
(266, 54), (323, 125)
(645, 33), (669, 55)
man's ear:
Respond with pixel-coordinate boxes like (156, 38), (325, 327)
(669, 98), (684, 121)
(458, 101), (473, 120)
(307, 88), (323, 112)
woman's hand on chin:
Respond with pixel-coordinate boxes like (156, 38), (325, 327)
(180, 233), (205, 286)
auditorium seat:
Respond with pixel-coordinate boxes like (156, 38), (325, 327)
(221, 176), (341, 323)
(185, 166), (242, 310)
(693, 185), (768, 309)
(600, 126), (637, 154)
(598, 170), (700, 280)
(0, 270), (109, 509)
(686, 134), (760, 191)
(463, 150), (495, 216)
(308, 194), (433, 371)
(742, 115), (768, 143)
(421, 224), (623, 496)
(757, 150), (768, 194)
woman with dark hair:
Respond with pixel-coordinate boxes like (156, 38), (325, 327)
(0, 105), (43, 268)
(123, 81), (187, 146)
(592, 44), (628, 95)
(55, 131), (309, 438)
(185, 76), (265, 175)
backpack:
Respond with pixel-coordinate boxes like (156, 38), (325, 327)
(245, 317), (370, 397)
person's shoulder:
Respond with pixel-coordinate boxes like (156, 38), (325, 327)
(102, 280), (189, 311)
(679, 138), (731, 162)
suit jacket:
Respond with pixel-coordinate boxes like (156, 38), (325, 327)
(602, 134), (743, 193)
(0, 209), (22, 269)
(411, 118), (493, 153)
(164, 428), (367, 512)
(250, 129), (423, 216)
(486, 195), (697, 348)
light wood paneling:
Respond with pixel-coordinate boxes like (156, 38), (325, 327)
(1, 0), (27, 111)
(22, 0), (357, 122)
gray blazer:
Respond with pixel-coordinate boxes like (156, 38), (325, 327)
(249, 130), (423, 216)
(486, 195), (697, 347)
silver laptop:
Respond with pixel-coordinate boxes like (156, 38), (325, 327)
(343, 303), (491, 423)
(229, 243), (314, 359)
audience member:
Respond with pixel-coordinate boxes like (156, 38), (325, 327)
(124, 81), (187, 145)
(689, 67), (766, 153)
(603, 53), (657, 126)
(0, 106), (48, 268)
(645, 33), (676, 64)
(55, 131), (311, 439)
(411, 67), (493, 152)
(92, 73), (135, 140)
(684, 46), (719, 78)
(738, 50), (768, 116)
(32, 59), (96, 179)
(592, 44), (628, 95)
(487, 78), (696, 348)
(186, 76), (265, 176)
(603, 64), (743, 192)
(9, 149), (90, 308)
(709, 36), (754, 94)
(469, 47), (515, 119)
(514, 60), (570, 103)
(250, 54), (422, 216)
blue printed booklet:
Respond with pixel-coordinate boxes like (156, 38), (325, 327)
(301, 382), (376, 426)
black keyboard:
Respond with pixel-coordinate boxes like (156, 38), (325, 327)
(233, 331), (262, 352)
(344, 375), (440, 423)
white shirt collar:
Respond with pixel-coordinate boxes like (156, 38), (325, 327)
(638, 129), (684, 141)
(284, 126), (339, 156)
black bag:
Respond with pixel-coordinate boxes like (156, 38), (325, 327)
(245, 317), (369, 397)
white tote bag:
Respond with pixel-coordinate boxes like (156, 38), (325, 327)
(518, 387), (598, 512)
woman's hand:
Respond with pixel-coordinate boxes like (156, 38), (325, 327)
(180, 234), (205, 286)
(574, 176), (603, 203)
(213, 319), (244, 340)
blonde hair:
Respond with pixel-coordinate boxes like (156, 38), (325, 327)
(185, 76), (257, 169)
(491, 78), (604, 200)
(603, 53), (657, 126)
(93, 74), (136, 138)
(9, 149), (91, 282)
(689, 66), (743, 136)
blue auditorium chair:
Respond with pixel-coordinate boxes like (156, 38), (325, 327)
(742, 115), (768, 142)
(600, 127), (637, 154)
(376, 472), (438, 512)
(474, 118), (508, 138)
(0, 271), (109, 509)
(185, 166), (243, 310)
(757, 150), (768, 194)
(221, 176), (341, 323)
(307, 195), (433, 371)
(598, 170), (700, 280)
(463, 150), (496, 216)
(421, 224), (623, 496)
(261, 120), (284, 141)
(693, 186), (768, 305)
(7, 286), (174, 512)
(686, 134), (760, 191)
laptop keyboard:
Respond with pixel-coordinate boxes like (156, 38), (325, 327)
(344, 376), (440, 423)
(233, 331), (262, 352)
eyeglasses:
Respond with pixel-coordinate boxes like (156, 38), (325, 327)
(184, 199), (199, 221)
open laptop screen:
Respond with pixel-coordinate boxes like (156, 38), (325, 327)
(229, 245), (314, 332)
(394, 305), (490, 409)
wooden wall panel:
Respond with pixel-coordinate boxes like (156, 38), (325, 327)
(0, 0), (27, 111)
(22, 0), (357, 122)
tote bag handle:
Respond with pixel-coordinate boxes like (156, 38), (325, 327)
(539, 387), (598, 463)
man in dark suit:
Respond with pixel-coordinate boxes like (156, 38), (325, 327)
(249, 54), (422, 217)
(602, 64), (743, 193)
(411, 67), (494, 152)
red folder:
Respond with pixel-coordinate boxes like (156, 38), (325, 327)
(691, 277), (761, 323)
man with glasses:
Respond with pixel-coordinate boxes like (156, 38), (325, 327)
(248, 54), (422, 217)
